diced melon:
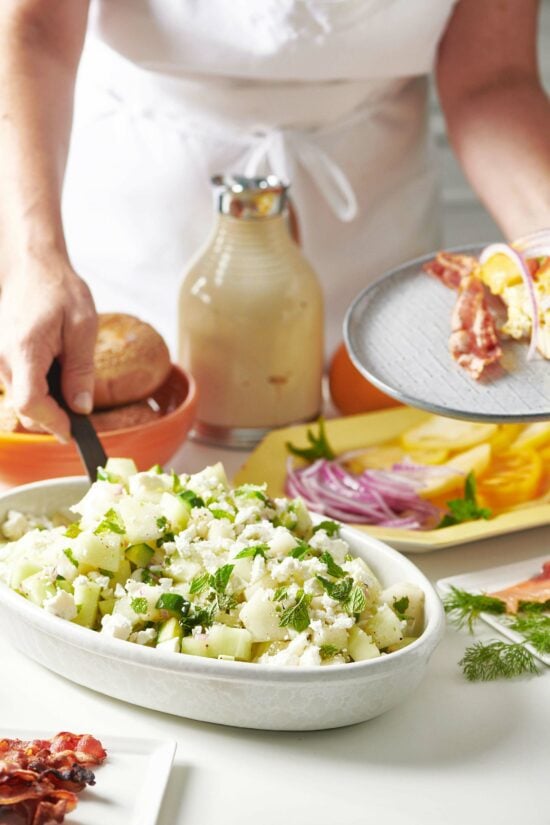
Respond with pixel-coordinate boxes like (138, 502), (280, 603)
(157, 637), (181, 653)
(160, 492), (191, 531)
(240, 591), (286, 642)
(293, 499), (313, 538)
(104, 458), (138, 485)
(419, 443), (492, 499)
(381, 582), (425, 638)
(99, 597), (116, 616)
(74, 532), (122, 573)
(117, 498), (164, 544)
(347, 625), (381, 662)
(168, 558), (202, 584)
(386, 637), (417, 653)
(311, 623), (348, 650)
(363, 605), (404, 650)
(110, 558), (132, 587)
(73, 580), (101, 628)
(9, 560), (41, 590)
(21, 573), (56, 606)
(55, 579), (74, 594)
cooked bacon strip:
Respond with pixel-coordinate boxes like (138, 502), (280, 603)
(0, 733), (106, 825)
(448, 274), (502, 379)
(489, 561), (550, 613)
(423, 252), (478, 289)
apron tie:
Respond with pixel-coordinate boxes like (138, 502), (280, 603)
(244, 129), (358, 222)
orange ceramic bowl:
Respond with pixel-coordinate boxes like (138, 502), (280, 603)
(0, 365), (197, 487)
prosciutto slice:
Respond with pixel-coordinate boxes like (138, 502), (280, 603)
(489, 560), (550, 613)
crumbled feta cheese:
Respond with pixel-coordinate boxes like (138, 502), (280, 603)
(43, 590), (77, 621)
(114, 583), (126, 599)
(88, 572), (110, 590)
(101, 613), (132, 640)
(1, 511), (31, 541)
(129, 628), (157, 645)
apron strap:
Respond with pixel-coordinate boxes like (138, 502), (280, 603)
(244, 129), (358, 222)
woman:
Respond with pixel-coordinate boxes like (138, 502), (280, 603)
(0, 0), (546, 440)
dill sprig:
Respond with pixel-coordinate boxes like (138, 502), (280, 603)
(509, 614), (550, 655)
(459, 641), (539, 681)
(442, 586), (506, 631)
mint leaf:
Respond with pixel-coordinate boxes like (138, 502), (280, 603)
(63, 548), (79, 568)
(320, 551), (345, 578)
(235, 544), (268, 560)
(438, 473), (492, 528)
(392, 596), (410, 620)
(189, 573), (210, 595)
(346, 585), (367, 615)
(273, 586), (288, 603)
(313, 520), (340, 537)
(131, 597), (148, 614)
(64, 522), (81, 539)
(209, 508), (235, 522)
(319, 644), (340, 660)
(210, 564), (234, 593)
(289, 541), (310, 560)
(316, 575), (353, 603)
(94, 508), (125, 535)
(279, 590), (311, 632)
(178, 489), (205, 508)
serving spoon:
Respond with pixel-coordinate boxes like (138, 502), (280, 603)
(47, 358), (107, 482)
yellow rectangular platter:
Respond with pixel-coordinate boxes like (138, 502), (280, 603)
(233, 408), (550, 553)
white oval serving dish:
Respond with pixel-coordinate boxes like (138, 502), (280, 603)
(0, 477), (445, 730)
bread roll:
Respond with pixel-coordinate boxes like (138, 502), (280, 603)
(93, 314), (171, 409)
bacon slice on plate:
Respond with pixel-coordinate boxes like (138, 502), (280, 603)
(0, 733), (106, 825)
(423, 252), (478, 289)
(489, 560), (550, 613)
(448, 274), (502, 379)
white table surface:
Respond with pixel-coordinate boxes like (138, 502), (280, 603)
(1, 438), (548, 825)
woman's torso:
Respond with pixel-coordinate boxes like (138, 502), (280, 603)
(63, 0), (458, 353)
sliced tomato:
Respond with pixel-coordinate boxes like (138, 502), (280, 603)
(477, 448), (543, 511)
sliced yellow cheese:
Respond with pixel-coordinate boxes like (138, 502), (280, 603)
(479, 252), (522, 295)
(419, 443), (492, 499)
(401, 415), (497, 452)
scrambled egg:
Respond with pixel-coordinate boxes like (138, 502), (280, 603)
(479, 255), (550, 358)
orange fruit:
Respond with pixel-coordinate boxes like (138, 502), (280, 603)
(329, 343), (402, 415)
(477, 448), (543, 512)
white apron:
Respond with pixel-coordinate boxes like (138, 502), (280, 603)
(63, 0), (458, 355)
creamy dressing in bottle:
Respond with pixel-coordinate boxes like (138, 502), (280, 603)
(178, 176), (323, 447)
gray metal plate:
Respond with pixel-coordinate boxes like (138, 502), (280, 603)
(344, 247), (550, 422)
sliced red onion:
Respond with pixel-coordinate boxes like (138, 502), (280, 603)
(285, 458), (441, 530)
(479, 242), (540, 359)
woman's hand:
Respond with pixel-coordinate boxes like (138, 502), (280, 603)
(0, 255), (97, 441)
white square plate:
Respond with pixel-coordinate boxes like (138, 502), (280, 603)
(1, 732), (176, 825)
(437, 554), (550, 666)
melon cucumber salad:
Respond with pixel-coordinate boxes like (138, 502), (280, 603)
(0, 459), (425, 667)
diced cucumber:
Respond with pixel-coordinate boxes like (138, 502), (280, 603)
(293, 498), (313, 538)
(125, 544), (154, 568)
(207, 625), (252, 661)
(55, 579), (74, 594)
(74, 532), (122, 573)
(347, 625), (381, 662)
(9, 560), (41, 590)
(110, 558), (132, 587)
(181, 635), (210, 658)
(104, 458), (138, 485)
(72, 580), (101, 628)
(157, 616), (182, 644)
(159, 493), (190, 531)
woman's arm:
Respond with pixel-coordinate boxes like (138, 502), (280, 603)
(0, 0), (96, 440)
(436, 0), (550, 240)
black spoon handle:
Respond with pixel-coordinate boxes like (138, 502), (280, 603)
(47, 358), (107, 482)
